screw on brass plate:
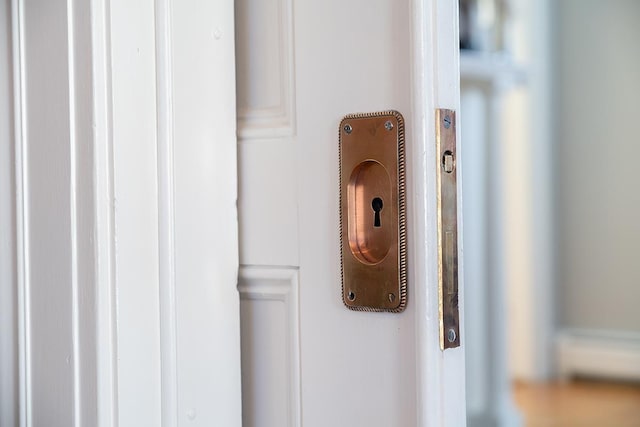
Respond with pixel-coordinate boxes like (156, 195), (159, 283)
(344, 123), (353, 134)
(348, 290), (356, 301)
(443, 115), (451, 129)
(447, 328), (456, 343)
(384, 120), (394, 131)
(388, 293), (395, 302)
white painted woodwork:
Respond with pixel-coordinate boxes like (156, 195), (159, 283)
(18, 1), (79, 425)
(70, 1), (100, 424)
(10, 0), (101, 425)
(236, 0), (466, 425)
(169, 1), (241, 425)
(110, 1), (162, 422)
(556, 329), (640, 382)
(235, 0), (295, 138)
(6, 0), (466, 425)
(109, 0), (242, 425)
(1, 0), (17, 425)
(91, 0), (118, 424)
(238, 267), (300, 427)
(9, 0), (242, 425)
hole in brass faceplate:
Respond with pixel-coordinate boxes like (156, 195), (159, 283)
(347, 161), (391, 265)
(372, 197), (383, 227)
(442, 150), (455, 174)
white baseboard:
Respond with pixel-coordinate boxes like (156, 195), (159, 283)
(556, 329), (640, 381)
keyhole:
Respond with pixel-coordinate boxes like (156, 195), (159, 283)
(372, 197), (383, 227)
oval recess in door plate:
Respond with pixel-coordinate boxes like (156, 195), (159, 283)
(347, 159), (392, 265)
(339, 111), (407, 312)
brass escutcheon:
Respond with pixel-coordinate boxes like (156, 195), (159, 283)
(339, 111), (407, 312)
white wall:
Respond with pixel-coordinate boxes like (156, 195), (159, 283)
(555, 0), (640, 333)
(552, 0), (640, 380)
(506, 0), (640, 382)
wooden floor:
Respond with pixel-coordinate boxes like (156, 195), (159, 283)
(513, 379), (640, 427)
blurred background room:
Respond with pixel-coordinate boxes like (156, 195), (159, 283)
(459, 0), (640, 425)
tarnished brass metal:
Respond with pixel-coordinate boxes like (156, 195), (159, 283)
(436, 109), (460, 349)
(339, 111), (407, 312)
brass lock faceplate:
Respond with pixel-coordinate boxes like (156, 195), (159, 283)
(436, 109), (460, 349)
(339, 111), (407, 312)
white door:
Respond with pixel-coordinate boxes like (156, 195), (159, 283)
(235, 0), (465, 426)
(3, 0), (464, 426)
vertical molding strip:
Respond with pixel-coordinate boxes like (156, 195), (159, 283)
(92, 0), (119, 424)
(410, 0), (437, 424)
(0, 1), (17, 425)
(155, 0), (179, 425)
(235, 0), (296, 139)
(237, 266), (301, 427)
(65, 0), (82, 425)
(11, 0), (29, 425)
(411, 0), (466, 425)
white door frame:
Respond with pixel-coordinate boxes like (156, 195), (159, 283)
(8, 0), (241, 426)
(3, 0), (465, 425)
(0, 1), (17, 426)
(408, 1), (465, 423)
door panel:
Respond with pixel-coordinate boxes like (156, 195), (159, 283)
(236, 0), (465, 426)
(238, 267), (300, 427)
(294, 1), (415, 425)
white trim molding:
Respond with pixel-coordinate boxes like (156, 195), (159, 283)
(7, 1), (243, 426)
(11, 0), (103, 425)
(556, 329), (640, 382)
(9, 1), (27, 427)
(235, 0), (296, 139)
(154, 0), (179, 426)
(238, 266), (301, 427)
(91, 0), (119, 425)
(11, 0), (29, 425)
(411, 0), (468, 424)
(1, 1), (18, 426)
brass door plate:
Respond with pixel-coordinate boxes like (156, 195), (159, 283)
(436, 109), (460, 349)
(339, 111), (407, 312)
